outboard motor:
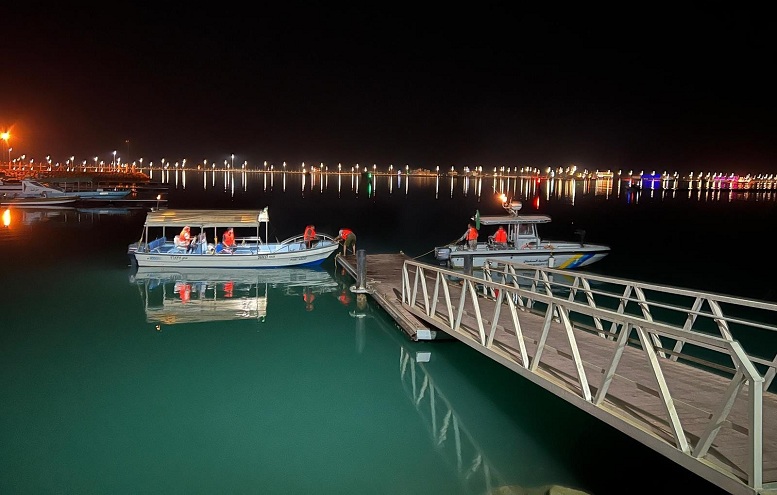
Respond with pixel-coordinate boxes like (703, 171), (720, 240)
(435, 246), (451, 264)
(574, 229), (586, 247)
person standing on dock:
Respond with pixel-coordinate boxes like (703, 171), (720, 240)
(334, 228), (356, 256)
(459, 223), (478, 250)
(303, 224), (317, 249)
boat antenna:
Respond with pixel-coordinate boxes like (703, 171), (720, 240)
(500, 194), (522, 217)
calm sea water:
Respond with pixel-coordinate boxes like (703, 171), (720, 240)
(3, 171), (771, 494)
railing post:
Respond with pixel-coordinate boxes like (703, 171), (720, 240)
(463, 253), (473, 276)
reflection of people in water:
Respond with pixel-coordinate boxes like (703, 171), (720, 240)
(223, 281), (234, 298)
(356, 293), (367, 310)
(338, 289), (351, 306)
(303, 288), (316, 311)
(175, 282), (192, 303)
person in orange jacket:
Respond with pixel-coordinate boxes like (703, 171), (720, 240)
(222, 227), (236, 253)
(334, 228), (356, 256)
(493, 226), (507, 247)
(303, 224), (317, 249)
(178, 225), (193, 252)
(458, 223), (478, 250)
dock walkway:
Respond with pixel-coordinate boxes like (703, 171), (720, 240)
(335, 252), (437, 340)
(336, 252), (777, 495)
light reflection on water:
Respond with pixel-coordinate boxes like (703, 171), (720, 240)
(0, 171), (766, 495)
(153, 168), (777, 206)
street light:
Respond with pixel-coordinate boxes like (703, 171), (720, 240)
(0, 132), (9, 169)
(112, 150), (117, 170)
(231, 154), (234, 169)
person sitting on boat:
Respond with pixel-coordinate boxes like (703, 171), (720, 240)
(334, 228), (356, 256)
(303, 224), (317, 249)
(458, 223), (478, 250)
(493, 226), (508, 248)
(175, 225), (192, 252)
(222, 227), (236, 254)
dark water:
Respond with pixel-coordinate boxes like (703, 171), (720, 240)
(3, 171), (770, 494)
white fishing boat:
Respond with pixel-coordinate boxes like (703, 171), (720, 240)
(434, 197), (610, 269)
(129, 208), (341, 268)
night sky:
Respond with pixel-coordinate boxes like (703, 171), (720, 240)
(2, 5), (774, 175)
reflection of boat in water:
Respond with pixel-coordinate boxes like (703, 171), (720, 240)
(0, 206), (77, 227)
(130, 266), (339, 325)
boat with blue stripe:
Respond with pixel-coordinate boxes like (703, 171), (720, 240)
(434, 197), (610, 270)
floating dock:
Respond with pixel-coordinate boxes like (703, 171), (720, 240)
(335, 252), (445, 341)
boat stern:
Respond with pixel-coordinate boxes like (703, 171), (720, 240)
(434, 245), (453, 264)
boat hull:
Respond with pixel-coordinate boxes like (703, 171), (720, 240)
(438, 243), (610, 269)
(132, 244), (340, 268)
(1, 197), (78, 207)
(130, 208), (341, 269)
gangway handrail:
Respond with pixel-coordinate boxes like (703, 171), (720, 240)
(399, 258), (776, 495)
(480, 259), (777, 388)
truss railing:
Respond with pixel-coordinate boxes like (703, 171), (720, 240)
(399, 259), (777, 495)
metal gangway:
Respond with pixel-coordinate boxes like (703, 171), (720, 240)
(399, 258), (777, 495)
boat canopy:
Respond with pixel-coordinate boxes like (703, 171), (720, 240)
(143, 209), (268, 228)
(478, 214), (552, 225)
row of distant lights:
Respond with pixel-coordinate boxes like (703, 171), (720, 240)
(6, 154), (776, 181)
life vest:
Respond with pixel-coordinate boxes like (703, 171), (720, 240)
(494, 228), (507, 243)
(222, 230), (235, 246)
(304, 225), (316, 240)
(466, 227), (478, 241)
(341, 228), (353, 238)
(180, 227), (191, 243)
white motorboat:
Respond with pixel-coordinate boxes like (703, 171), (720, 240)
(0, 175), (23, 196)
(7, 179), (130, 200)
(1, 196), (78, 207)
(129, 208), (341, 268)
(434, 198), (610, 270)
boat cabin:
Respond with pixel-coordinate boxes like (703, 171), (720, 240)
(479, 214), (550, 248)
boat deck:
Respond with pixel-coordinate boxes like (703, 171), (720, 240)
(335, 253), (436, 340)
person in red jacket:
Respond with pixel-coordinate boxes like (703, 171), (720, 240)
(222, 227), (236, 253)
(493, 226), (507, 247)
(458, 223), (478, 250)
(334, 228), (356, 256)
(303, 224), (317, 249)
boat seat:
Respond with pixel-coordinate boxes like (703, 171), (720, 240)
(487, 235), (508, 249)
